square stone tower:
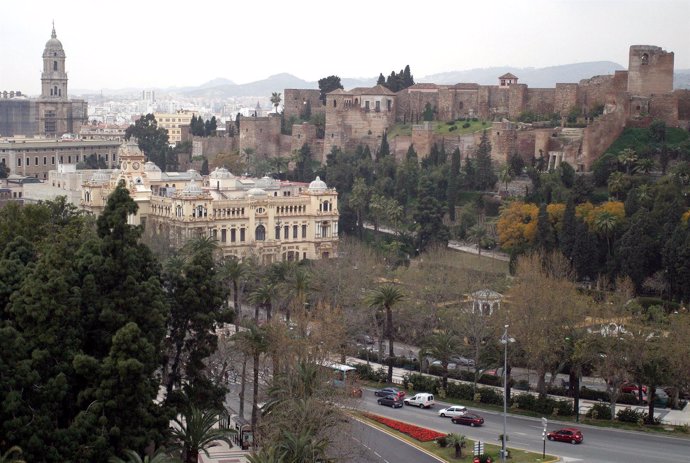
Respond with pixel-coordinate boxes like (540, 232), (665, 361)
(627, 45), (674, 96)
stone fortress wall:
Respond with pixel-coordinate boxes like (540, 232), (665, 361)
(239, 45), (684, 173)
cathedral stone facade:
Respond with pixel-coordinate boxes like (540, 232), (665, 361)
(0, 25), (87, 137)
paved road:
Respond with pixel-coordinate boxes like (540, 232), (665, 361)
(330, 418), (442, 463)
(360, 388), (690, 463)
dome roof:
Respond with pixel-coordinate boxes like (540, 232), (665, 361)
(209, 167), (234, 179)
(182, 179), (203, 197)
(308, 176), (328, 192)
(247, 187), (267, 197)
(43, 25), (65, 57)
(186, 169), (202, 180)
(144, 161), (161, 172)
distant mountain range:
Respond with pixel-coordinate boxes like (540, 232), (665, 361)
(72, 62), (690, 98)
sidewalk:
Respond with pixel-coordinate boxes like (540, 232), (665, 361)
(347, 356), (690, 426)
(198, 441), (250, 463)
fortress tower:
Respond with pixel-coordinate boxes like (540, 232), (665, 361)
(627, 45), (674, 96)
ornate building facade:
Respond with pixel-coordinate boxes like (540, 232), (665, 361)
(82, 141), (339, 262)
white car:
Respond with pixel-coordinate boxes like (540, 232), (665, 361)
(438, 405), (467, 418)
(404, 392), (435, 408)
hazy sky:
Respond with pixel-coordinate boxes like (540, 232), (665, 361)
(1, 0), (688, 95)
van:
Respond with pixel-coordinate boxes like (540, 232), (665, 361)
(404, 392), (435, 408)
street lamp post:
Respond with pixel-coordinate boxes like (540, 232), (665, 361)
(501, 325), (515, 463)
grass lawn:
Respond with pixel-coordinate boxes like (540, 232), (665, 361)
(387, 120), (490, 139)
(356, 412), (557, 462)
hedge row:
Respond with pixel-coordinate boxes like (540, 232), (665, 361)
(403, 373), (574, 416)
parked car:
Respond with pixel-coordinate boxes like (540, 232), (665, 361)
(547, 428), (583, 444)
(374, 387), (406, 399)
(451, 356), (476, 367)
(438, 405), (467, 418)
(621, 383), (647, 394)
(355, 334), (375, 345)
(404, 392), (435, 408)
(451, 412), (484, 427)
(377, 394), (404, 408)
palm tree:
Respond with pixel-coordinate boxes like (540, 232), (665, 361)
(234, 323), (269, 433)
(0, 446), (25, 463)
(246, 446), (282, 463)
(270, 92), (282, 114)
(275, 429), (330, 463)
(248, 282), (278, 321)
(169, 406), (235, 463)
(607, 171), (626, 200)
(445, 433), (466, 459)
(617, 148), (638, 175)
(467, 224), (488, 257)
(634, 157), (654, 174)
(285, 266), (311, 323)
(423, 330), (459, 390)
(221, 257), (247, 330)
(109, 448), (178, 463)
(366, 285), (405, 383)
(593, 211), (618, 256)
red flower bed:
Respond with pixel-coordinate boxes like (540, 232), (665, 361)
(363, 412), (446, 442)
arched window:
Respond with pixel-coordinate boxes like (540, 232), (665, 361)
(641, 53), (649, 65)
(53, 61), (58, 71)
(255, 224), (266, 241)
(322, 200), (329, 211)
(58, 89), (61, 97)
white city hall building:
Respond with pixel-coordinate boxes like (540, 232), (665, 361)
(82, 140), (339, 262)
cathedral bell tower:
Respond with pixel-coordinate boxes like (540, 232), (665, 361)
(41, 22), (68, 99)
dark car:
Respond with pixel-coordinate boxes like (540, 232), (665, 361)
(377, 394), (403, 408)
(547, 427), (583, 444)
(374, 387), (406, 398)
(451, 412), (484, 427)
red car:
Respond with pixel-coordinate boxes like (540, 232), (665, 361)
(621, 383), (647, 394)
(547, 428), (583, 444)
(451, 412), (484, 427)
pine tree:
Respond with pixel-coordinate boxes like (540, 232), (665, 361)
(377, 132), (390, 161)
(413, 174), (449, 252)
(447, 147), (461, 221)
(559, 198), (576, 259)
(475, 131), (497, 191)
(535, 204), (556, 252)
(377, 73), (386, 86)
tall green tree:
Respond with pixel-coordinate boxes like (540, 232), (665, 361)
(535, 204), (556, 252)
(366, 285), (405, 384)
(413, 175), (449, 251)
(125, 114), (171, 171)
(163, 237), (229, 409)
(475, 131), (497, 191)
(317, 75), (343, 104)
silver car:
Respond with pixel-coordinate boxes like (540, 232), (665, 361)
(438, 405), (467, 418)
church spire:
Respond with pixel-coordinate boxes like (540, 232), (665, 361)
(51, 20), (56, 39)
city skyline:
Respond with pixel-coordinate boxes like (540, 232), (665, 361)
(1, 0), (689, 95)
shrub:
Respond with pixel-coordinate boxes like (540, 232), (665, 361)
(616, 407), (644, 423)
(462, 122), (471, 128)
(406, 373), (439, 394)
(514, 379), (530, 391)
(354, 363), (387, 382)
(586, 402), (612, 420)
(580, 386), (609, 402)
(449, 126), (457, 132)
(446, 382), (475, 401)
(436, 435), (448, 447)
(478, 387), (503, 406)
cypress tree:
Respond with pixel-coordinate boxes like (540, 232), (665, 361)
(560, 198), (577, 259)
(535, 204), (556, 252)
